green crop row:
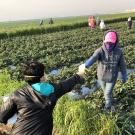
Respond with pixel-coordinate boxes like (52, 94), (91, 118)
(0, 21), (134, 72)
(0, 12), (135, 39)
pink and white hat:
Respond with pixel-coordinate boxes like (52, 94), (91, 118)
(104, 32), (117, 44)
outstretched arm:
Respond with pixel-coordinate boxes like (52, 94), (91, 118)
(85, 48), (100, 68)
(54, 74), (84, 98)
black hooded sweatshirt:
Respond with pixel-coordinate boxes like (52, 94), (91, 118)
(0, 74), (83, 135)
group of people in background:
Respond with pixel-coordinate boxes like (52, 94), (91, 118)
(39, 18), (54, 26)
(88, 16), (105, 30)
(39, 16), (133, 29)
(88, 16), (133, 30)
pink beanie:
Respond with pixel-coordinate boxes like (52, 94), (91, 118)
(104, 32), (117, 44)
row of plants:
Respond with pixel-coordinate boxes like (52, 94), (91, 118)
(0, 22), (135, 79)
(0, 22), (134, 65)
(0, 12), (135, 39)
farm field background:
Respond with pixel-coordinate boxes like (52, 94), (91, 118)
(0, 12), (135, 135)
(0, 12), (135, 38)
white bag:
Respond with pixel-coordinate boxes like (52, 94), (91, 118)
(68, 91), (83, 100)
(100, 20), (106, 29)
(68, 86), (94, 100)
(80, 86), (94, 96)
(49, 69), (60, 76)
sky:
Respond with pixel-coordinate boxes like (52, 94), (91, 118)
(0, 0), (135, 21)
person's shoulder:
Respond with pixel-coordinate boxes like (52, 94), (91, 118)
(115, 47), (123, 54)
(8, 86), (27, 102)
(13, 85), (29, 96)
(92, 47), (102, 57)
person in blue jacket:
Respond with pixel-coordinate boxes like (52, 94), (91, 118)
(79, 30), (127, 111)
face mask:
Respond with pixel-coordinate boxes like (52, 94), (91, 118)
(105, 43), (115, 52)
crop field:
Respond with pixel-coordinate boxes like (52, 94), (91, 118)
(0, 12), (135, 38)
(0, 13), (135, 135)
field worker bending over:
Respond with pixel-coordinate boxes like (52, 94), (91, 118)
(0, 61), (84, 135)
(100, 20), (106, 30)
(79, 30), (127, 111)
(127, 17), (132, 29)
(88, 16), (96, 30)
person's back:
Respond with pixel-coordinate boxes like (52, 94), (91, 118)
(0, 61), (84, 135)
(10, 86), (56, 135)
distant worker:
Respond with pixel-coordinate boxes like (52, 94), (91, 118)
(127, 17), (132, 29)
(100, 20), (106, 30)
(88, 16), (96, 30)
(96, 17), (101, 26)
(49, 18), (54, 24)
(40, 19), (44, 26)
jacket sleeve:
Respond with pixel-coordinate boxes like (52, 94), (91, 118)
(0, 94), (17, 124)
(54, 74), (84, 98)
(85, 48), (101, 68)
(118, 50), (127, 81)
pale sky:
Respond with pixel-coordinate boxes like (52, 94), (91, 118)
(0, 0), (135, 21)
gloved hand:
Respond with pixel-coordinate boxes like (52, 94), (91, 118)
(77, 64), (86, 76)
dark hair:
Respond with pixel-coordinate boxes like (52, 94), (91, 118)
(21, 61), (45, 84)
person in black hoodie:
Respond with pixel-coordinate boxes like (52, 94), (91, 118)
(0, 61), (84, 135)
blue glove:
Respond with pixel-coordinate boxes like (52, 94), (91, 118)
(122, 73), (128, 83)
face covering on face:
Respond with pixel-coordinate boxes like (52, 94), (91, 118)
(105, 42), (115, 52)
